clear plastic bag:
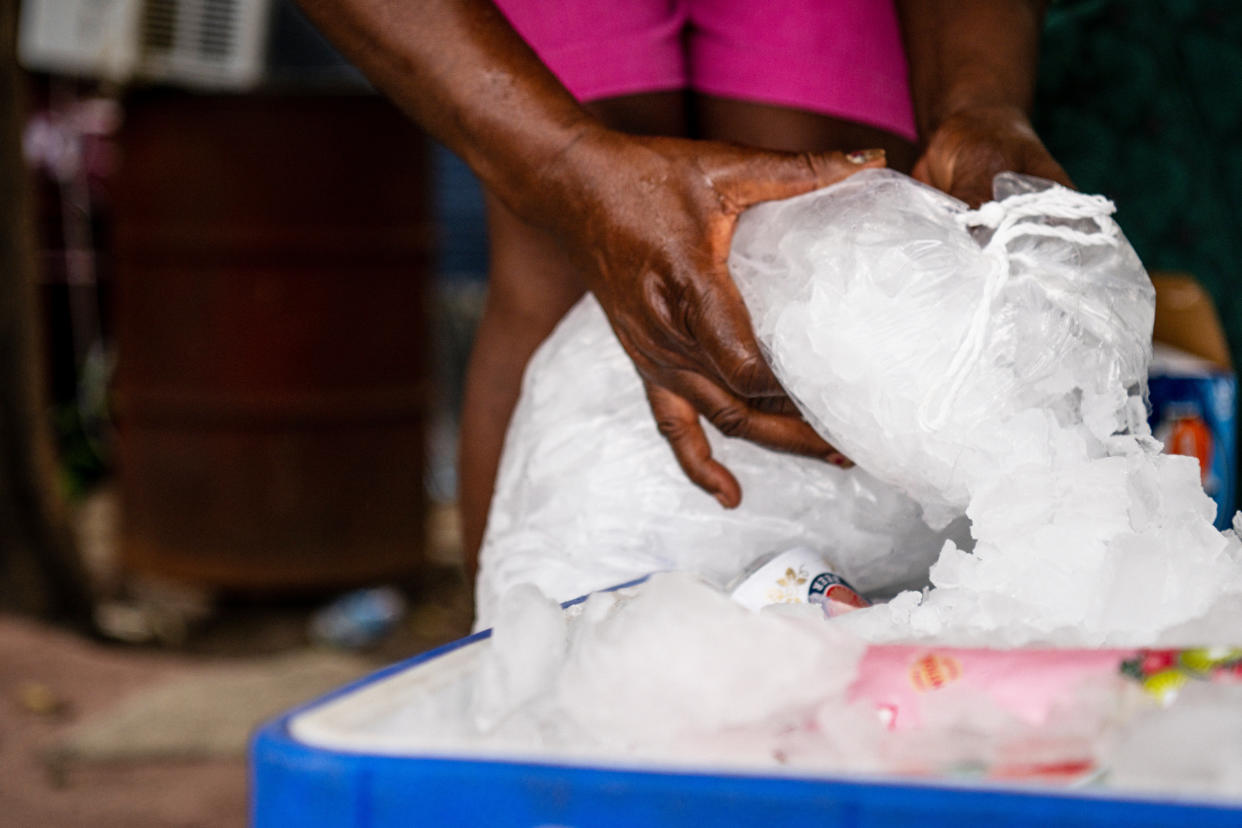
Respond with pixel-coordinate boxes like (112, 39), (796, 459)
(475, 296), (962, 630)
(476, 170), (1154, 631)
(729, 169), (1156, 526)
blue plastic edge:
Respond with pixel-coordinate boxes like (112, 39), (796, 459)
(251, 579), (1242, 827)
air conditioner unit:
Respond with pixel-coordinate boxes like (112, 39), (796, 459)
(19, 0), (273, 90)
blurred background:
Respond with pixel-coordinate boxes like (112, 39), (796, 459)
(0, 0), (1238, 825)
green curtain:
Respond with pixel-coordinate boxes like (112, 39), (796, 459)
(1035, 0), (1242, 364)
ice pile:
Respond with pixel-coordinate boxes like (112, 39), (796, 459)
(724, 169), (1242, 645)
(382, 169), (1242, 791)
(430, 574), (1136, 778)
(1105, 681), (1242, 796)
(843, 452), (1242, 646)
(460, 573), (1117, 776)
(479, 169), (1242, 646)
(469, 574), (871, 765)
(312, 573), (1242, 792)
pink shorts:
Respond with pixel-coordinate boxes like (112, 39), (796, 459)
(493, 0), (917, 142)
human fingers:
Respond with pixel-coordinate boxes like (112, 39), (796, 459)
(929, 136), (1007, 207)
(944, 140), (1073, 207)
(674, 268), (789, 400)
(710, 148), (887, 212)
(644, 381), (742, 508)
(916, 107), (1074, 206)
(678, 148), (885, 397)
(1022, 143), (1075, 190)
(666, 367), (849, 464)
(911, 153), (931, 187)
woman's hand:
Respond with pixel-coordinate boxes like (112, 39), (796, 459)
(912, 104), (1072, 207)
(556, 128), (884, 506)
(294, 0), (880, 507)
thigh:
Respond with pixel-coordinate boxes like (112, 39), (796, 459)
(694, 96), (917, 170)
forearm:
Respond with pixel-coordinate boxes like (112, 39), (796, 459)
(295, 0), (598, 227)
(298, 0), (886, 502)
(896, 0), (1047, 138)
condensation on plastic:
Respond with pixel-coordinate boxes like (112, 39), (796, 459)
(729, 169), (1156, 526)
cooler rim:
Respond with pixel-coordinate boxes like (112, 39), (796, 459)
(250, 620), (1242, 827)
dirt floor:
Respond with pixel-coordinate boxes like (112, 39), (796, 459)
(2, 614), (253, 827)
(2, 498), (473, 828)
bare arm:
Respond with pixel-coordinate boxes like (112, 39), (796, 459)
(295, 0), (596, 228)
(297, 0), (879, 505)
(896, 0), (1070, 206)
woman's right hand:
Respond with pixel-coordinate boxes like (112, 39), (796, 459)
(548, 127), (884, 507)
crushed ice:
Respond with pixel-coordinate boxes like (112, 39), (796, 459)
(451, 171), (1242, 789)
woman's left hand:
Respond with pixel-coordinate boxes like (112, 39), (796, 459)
(912, 104), (1072, 207)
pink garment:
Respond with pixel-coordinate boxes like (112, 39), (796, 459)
(493, 0), (918, 142)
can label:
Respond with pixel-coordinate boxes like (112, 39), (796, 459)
(729, 547), (869, 617)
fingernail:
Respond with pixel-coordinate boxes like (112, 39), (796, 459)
(714, 492), (731, 508)
(846, 148), (885, 164)
(826, 452), (853, 468)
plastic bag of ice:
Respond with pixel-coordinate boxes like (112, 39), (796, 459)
(476, 170), (1159, 634)
(475, 294), (963, 631)
(729, 169), (1156, 525)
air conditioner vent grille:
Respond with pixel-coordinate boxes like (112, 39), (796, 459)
(141, 0), (176, 55)
(21, 0), (270, 89)
(199, 0), (236, 59)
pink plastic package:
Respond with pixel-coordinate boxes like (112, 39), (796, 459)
(837, 646), (1136, 782)
(849, 645), (1242, 733)
(848, 646), (1132, 731)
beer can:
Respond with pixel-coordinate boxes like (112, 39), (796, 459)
(729, 547), (870, 617)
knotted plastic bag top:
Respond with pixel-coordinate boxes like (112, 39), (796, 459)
(729, 169), (1156, 525)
